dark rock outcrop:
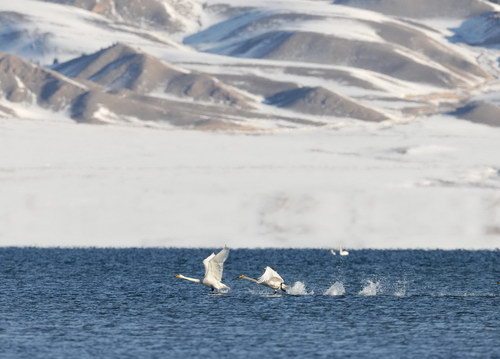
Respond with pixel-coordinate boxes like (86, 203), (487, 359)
(266, 86), (388, 122)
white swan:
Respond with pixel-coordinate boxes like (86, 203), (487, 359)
(339, 246), (349, 256)
(238, 266), (288, 293)
(175, 247), (230, 292)
(330, 249), (336, 255)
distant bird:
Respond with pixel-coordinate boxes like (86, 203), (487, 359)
(339, 246), (349, 256)
(330, 249), (336, 255)
(238, 266), (288, 294)
(175, 247), (230, 292)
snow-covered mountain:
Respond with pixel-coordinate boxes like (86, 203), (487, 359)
(54, 43), (253, 107)
(1, 0), (500, 129)
(333, 0), (495, 18)
(41, 0), (203, 33)
(2, 0), (500, 248)
(453, 11), (500, 46)
(0, 48), (258, 128)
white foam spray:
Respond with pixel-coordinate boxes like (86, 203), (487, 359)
(359, 280), (381, 296)
(324, 281), (346, 296)
(394, 280), (407, 297)
(286, 281), (314, 295)
(247, 288), (278, 296)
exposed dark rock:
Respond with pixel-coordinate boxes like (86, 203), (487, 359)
(266, 86), (388, 121)
(222, 31), (469, 88)
(0, 52), (88, 110)
(54, 43), (254, 108)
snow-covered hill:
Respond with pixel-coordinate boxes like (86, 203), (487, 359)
(41, 0), (203, 34)
(333, 0), (495, 18)
(453, 11), (500, 46)
(1, 0), (500, 128)
(1, 0), (500, 248)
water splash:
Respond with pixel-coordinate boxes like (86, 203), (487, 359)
(430, 292), (493, 298)
(286, 281), (313, 295)
(359, 280), (381, 296)
(394, 280), (407, 297)
(247, 288), (271, 295)
(324, 281), (345, 296)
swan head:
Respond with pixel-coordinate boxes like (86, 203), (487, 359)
(175, 274), (182, 278)
(238, 275), (244, 279)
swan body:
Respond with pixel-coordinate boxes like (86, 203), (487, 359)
(239, 266), (288, 293)
(339, 246), (349, 256)
(175, 247), (230, 292)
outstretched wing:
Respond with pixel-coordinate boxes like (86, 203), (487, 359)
(203, 247), (229, 282)
(203, 253), (215, 278)
(257, 266), (284, 284)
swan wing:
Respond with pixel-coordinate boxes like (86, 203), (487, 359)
(203, 253), (216, 278)
(257, 266), (284, 284)
(203, 247), (229, 282)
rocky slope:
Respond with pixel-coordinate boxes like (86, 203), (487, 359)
(0, 0), (499, 129)
(40, 0), (202, 33)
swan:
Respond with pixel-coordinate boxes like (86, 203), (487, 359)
(175, 246), (230, 292)
(339, 246), (349, 256)
(238, 266), (288, 294)
(330, 249), (336, 255)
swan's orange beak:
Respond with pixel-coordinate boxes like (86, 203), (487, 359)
(175, 275), (181, 278)
(237, 275), (244, 279)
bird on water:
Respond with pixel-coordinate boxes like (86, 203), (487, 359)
(175, 246), (230, 292)
(238, 266), (288, 294)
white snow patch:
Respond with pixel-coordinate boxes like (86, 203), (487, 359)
(0, 0), (184, 65)
(0, 99), (72, 123)
(282, 18), (384, 43)
(13, 76), (26, 90)
(1, 116), (500, 248)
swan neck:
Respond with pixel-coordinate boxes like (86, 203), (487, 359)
(177, 275), (201, 283)
(240, 275), (259, 284)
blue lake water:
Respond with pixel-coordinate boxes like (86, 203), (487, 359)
(0, 248), (499, 358)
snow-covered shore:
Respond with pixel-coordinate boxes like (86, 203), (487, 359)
(1, 117), (499, 249)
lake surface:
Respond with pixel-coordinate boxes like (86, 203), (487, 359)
(0, 248), (498, 358)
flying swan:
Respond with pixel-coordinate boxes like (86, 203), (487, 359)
(175, 246), (230, 292)
(238, 266), (288, 294)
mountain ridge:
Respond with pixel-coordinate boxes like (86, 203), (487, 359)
(0, 0), (499, 129)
